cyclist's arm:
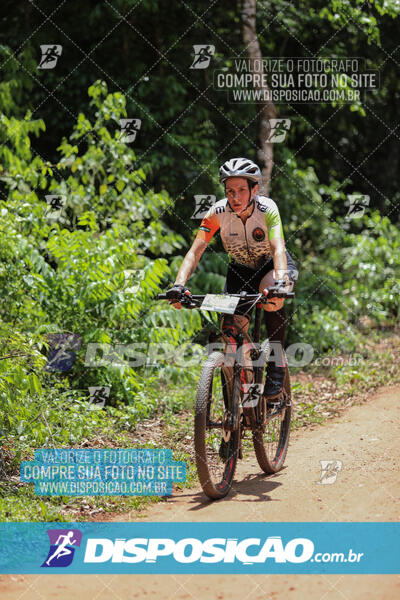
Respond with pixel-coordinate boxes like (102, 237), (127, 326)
(265, 201), (288, 280)
(270, 236), (287, 279)
(174, 213), (220, 286)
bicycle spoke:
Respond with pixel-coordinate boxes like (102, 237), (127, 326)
(194, 352), (240, 499)
(252, 367), (291, 473)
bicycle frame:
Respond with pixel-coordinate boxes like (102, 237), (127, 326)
(156, 289), (294, 498)
(156, 290), (294, 430)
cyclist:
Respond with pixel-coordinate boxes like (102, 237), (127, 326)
(166, 157), (298, 400)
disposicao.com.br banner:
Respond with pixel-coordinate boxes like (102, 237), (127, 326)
(0, 522), (398, 575)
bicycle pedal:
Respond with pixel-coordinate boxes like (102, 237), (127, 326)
(266, 396), (284, 410)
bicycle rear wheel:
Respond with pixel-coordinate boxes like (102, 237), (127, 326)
(252, 364), (291, 474)
(194, 351), (240, 499)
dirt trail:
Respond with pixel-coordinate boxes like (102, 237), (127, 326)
(1, 385), (399, 599)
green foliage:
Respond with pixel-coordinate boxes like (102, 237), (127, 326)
(0, 80), (204, 451)
(0, 4), (399, 522)
(189, 252), (228, 294)
(290, 210), (400, 351)
(0, 325), (46, 408)
(2, 1), (399, 225)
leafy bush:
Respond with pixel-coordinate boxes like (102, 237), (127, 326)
(290, 210), (400, 352)
(0, 80), (204, 442)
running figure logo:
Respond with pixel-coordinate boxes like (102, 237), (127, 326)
(45, 194), (66, 220)
(38, 45), (62, 69)
(41, 529), (82, 567)
(274, 268), (299, 293)
(242, 383), (263, 408)
(190, 45), (215, 69)
(45, 333), (82, 373)
(191, 195), (216, 219)
(267, 119), (291, 143)
(88, 385), (110, 408)
(318, 460), (343, 484)
(345, 195), (370, 219)
(120, 118), (141, 143)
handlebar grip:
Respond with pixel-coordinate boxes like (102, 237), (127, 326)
(156, 293), (167, 300)
(265, 290), (295, 299)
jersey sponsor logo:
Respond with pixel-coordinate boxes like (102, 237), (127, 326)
(199, 226), (211, 233)
(252, 227), (265, 242)
(215, 205), (226, 214)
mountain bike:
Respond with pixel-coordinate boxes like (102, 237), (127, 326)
(156, 285), (295, 499)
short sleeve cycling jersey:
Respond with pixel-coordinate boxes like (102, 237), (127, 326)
(197, 195), (284, 269)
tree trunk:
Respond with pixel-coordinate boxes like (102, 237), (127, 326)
(241, 0), (276, 194)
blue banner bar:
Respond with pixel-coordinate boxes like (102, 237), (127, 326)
(0, 523), (398, 574)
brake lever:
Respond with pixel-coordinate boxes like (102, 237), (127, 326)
(263, 285), (295, 300)
(180, 290), (197, 308)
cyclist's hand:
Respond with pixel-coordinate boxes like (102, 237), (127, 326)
(165, 284), (190, 309)
(262, 279), (288, 312)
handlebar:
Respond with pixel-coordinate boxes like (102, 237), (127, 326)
(156, 287), (295, 311)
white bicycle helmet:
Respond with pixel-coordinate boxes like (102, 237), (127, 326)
(219, 157), (261, 184)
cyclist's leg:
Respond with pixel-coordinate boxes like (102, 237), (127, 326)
(222, 262), (258, 385)
(223, 260), (258, 335)
(259, 251), (298, 398)
(259, 250), (298, 337)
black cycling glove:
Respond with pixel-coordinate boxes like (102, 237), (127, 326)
(165, 284), (190, 302)
(273, 278), (288, 290)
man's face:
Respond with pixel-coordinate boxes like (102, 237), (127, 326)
(225, 177), (258, 214)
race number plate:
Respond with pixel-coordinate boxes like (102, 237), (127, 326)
(200, 294), (239, 314)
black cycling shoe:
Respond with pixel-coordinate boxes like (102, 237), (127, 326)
(263, 363), (285, 402)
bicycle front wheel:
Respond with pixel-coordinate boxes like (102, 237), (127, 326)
(252, 364), (292, 474)
(194, 351), (240, 499)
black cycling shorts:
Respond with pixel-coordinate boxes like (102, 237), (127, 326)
(224, 250), (297, 294)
